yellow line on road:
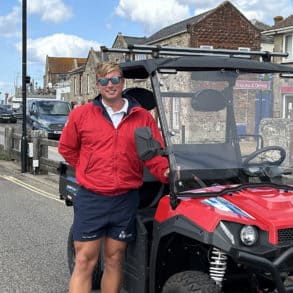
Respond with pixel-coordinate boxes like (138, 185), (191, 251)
(1, 175), (63, 203)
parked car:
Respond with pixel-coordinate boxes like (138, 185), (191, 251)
(12, 106), (23, 120)
(0, 105), (17, 123)
(27, 99), (71, 139)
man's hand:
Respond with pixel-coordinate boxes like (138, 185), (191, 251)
(164, 168), (170, 178)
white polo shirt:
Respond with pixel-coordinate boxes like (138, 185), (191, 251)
(102, 98), (129, 129)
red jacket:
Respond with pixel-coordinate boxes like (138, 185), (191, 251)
(58, 96), (169, 196)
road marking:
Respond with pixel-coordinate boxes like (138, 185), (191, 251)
(0, 175), (63, 203)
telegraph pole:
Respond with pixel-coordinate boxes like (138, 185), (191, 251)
(21, 0), (28, 172)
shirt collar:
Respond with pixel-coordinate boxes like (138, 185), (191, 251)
(101, 98), (128, 114)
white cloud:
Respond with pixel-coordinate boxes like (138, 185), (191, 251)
(0, 0), (73, 38)
(27, 0), (73, 23)
(0, 6), (21, 37)
(16, 33), (100, 64)
(234, 0), (293, 24)
(115, 0), (293, 35)
(184, 0), (293, 25)
(115, 0), (190, 34)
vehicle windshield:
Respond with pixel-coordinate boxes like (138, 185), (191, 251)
(38, 101), (71, 115)
(157, 69), (292, 192)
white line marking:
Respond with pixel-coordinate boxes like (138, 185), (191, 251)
(1, 175), (63, 203)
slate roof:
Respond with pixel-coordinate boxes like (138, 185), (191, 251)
(145, 11), (210, 44)
(251, 19), (271, 31)
(251, 19), (273, 43)
(123, 35), (147, 45)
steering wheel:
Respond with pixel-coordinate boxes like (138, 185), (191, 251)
(243, 146), (286, 167)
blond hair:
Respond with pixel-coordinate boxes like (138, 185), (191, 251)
(96, 61), (122, 78)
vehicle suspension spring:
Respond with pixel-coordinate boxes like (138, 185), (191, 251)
(209, 247), (227, 286)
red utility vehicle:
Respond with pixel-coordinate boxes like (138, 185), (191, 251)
(59, 45), (293, 292)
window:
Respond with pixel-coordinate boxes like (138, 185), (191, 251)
(199, 45), (214, 56)
(235, 47), (250, 58)
(238, 47), (250, 52)
(135, 54), (146, 61)
(200, 45), (213, 49)
(283, 95), (293, 118)
(284, 34), (293, 62)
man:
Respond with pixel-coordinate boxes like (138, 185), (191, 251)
(58, 61), (169, 293)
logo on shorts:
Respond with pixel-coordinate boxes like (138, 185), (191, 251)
(118, 230), (133, 240)
(81, 234), (97, 239)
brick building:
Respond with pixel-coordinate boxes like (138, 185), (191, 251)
(144, 1), (261, 51)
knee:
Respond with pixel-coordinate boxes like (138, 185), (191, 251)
(104, 251), (124, 271)
(74, 254), (97, 275)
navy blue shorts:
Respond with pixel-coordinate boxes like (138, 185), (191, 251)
(72, 187), (139, 242)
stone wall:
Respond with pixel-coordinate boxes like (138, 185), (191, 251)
(259, 118), (292, 166)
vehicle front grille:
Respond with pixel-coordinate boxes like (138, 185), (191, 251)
(0, 114), (12, 118)
(278, 228), (293, 244)
(49, 124), (64, 131)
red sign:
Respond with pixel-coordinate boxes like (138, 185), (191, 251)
(281, 85), (293, 93)
(235, 80), (270, 90)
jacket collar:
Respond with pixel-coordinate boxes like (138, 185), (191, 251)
(93, 93), (141, 115)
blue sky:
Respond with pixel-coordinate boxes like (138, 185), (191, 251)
(0, 0), (293, 99)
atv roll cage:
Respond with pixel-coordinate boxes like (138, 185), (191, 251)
(102, 44), (293, 209)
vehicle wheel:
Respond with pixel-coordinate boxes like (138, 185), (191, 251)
(162, 271), (221, 293)
(67, 226), (103, 290)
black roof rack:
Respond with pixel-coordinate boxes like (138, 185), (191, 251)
(101, 44), (288, 62)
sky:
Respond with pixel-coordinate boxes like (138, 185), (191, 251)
(0, 0), (293, 99)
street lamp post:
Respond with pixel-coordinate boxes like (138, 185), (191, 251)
(21, 0), (28, 172)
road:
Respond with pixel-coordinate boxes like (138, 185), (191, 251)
(0, 160), (72, 293)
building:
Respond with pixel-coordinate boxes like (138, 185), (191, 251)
(68, 48), (103, 104)
(262, 15), (293, 118)
(43, 56), (87, 94)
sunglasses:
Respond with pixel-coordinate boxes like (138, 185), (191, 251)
(97, 76), (122, 86)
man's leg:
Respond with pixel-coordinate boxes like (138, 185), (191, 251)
(69, 239), (101, 293)
(101, 237), (127, 293)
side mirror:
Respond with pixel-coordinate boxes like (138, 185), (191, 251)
(30, 109), (37, 116)
(135, 127), (163, 160)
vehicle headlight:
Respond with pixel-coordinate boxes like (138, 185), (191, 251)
(240, 225), (258, 246)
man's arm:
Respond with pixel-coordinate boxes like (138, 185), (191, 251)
(58, 112), (81, 168)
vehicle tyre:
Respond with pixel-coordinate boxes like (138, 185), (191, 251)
(162, 271), (221, 293)
(67, 225), (103, 290)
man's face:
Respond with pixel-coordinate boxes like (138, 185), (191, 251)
(96, 70), (124, 101)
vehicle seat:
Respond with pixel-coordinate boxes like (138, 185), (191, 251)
(123, 87), (156, 110)
(123, 87), (168, 208)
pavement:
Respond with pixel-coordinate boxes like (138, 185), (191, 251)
(0, 159), (60, 199)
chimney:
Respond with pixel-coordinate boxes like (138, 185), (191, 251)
(274, 16), (283, 25)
